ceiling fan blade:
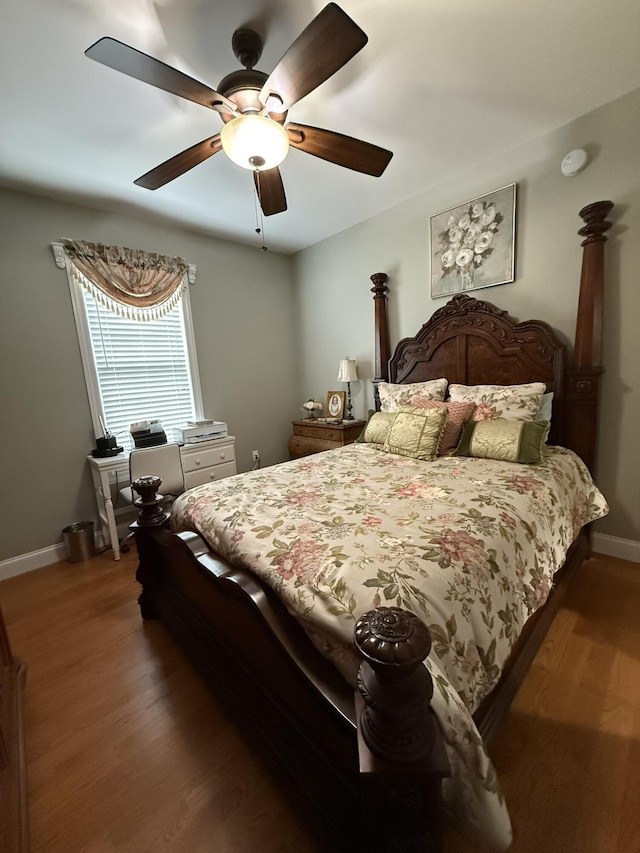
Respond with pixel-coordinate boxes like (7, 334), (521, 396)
(85, 37), (238, 116)
(134, 135), (223, 190)
(253, 168), (287, 216)
(260, 3), (367, 111)
(286, 123), (393, 176)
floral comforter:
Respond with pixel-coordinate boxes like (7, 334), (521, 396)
(171, 443), (608, 850)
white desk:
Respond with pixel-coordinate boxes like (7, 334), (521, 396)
(88, 436), (237, 559)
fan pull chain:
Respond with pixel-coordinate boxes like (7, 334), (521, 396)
(253, 174), (268, 252)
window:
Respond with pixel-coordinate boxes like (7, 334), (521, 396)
(69, 277), (203, 451)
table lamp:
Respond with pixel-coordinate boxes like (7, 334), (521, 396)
(337, 357), (359, 420)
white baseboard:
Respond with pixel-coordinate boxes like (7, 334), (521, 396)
(0, 542), (69, 581)
(0, 523), (132, 583)
(591, 532), (640, 563)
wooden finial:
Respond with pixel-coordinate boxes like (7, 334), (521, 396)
(355, 606), (436, 763)
(131, 475), (170, 527)
(578, 200), (614, 246)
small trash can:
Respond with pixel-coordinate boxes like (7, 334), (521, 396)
(62, 521), (96, 563)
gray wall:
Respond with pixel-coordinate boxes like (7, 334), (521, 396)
(0, 188), (298, 561)
(2, 86), (638, 561)
(293, 87), (640, 545)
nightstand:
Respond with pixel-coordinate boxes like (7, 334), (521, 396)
(288, 419), (366, 459)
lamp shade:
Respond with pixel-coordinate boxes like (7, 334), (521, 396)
(337, 357), (358, 383)
(220, 114), (290, 171)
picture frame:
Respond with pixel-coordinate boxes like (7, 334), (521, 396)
(430, 183), (516, 299)
(326, 391), (346, 420)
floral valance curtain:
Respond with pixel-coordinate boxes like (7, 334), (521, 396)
(52, 239), (196, 321)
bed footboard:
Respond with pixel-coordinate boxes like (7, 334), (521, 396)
(355, 607), (450, 851)
(132, 478), (450, 851)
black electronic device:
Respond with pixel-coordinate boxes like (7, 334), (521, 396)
(91, 444), (124, 458)
(92, 420), (124, 457)
(130, 419), (167, 448)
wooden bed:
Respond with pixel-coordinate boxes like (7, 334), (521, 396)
(132, 200), (613, 851)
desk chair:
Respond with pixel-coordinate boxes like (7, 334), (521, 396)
(119, 443), (185, 551)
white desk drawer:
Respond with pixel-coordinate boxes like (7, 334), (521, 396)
(181, 441), (236, 473)
(184, 459), (238, 489)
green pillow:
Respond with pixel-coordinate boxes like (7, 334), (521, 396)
(454, 419), (549, 464)
(357, 410), (396, 445)
(383, 406), (447, 461)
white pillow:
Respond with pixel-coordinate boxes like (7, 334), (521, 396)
(536, 391), (554, 422)
(378, 378), (448, 412)
(448, 382), (546, 422)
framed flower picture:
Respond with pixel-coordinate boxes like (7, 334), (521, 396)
(430, 183), (516, 299)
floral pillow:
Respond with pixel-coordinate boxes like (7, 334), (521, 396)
(454, 418), (549, 464)
(448, 382), (546, 422)
(378, 378), (448, 412)
(383, 405), (448, 461)
(413, 400), (476, 454)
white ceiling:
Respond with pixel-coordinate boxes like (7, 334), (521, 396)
(2, 0), (640, 254)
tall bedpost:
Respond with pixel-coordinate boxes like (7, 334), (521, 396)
(130, 475), (171, 619)
(567, 200), (614, 472)
(371, 272), (390, 411)
(354, 607), (450, 852)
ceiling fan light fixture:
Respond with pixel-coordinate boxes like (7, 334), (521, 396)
(221, 114), (289, 171)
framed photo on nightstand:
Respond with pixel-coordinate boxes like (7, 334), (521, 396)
(326, 391), (346, 419)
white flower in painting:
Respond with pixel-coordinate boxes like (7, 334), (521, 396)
(458, 213), (471, 229)
(463, 223), (481, 245)
(481, 205), (497, 226)
(448, 226), (463, 243)
(455, 247), (475, 269)
(441, 249), (456, 270)
(474, 231), (494, 253)
(447, 214), (458, 227)
(470, 202), (484, 219)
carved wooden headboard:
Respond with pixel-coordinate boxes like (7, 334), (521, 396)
(370, 201), (614, 471)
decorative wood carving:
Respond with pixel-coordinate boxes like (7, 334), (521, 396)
(380, 293), (567, 445)
(132, 475), (170, 527)
(130, 476), (170, 619)
(355, 607), (449, 852)
(355, 607), (436, 762)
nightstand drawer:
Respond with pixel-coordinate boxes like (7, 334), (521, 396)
(184, 460), (238, 489)
(295, 424), (342, 442)
(181, 442), (236, 473)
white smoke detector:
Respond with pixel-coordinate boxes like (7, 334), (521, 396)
(561, 149), (589, 177)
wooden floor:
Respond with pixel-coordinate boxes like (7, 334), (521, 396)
(1, 549), (639, 852)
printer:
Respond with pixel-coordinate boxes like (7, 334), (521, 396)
(179, 420), (228, 444)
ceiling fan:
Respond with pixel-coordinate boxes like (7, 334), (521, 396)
(85, 2), (393, 217)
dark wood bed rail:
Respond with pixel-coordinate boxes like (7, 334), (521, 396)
(132, 478), (451, 850)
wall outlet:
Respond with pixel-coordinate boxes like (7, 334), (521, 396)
(252, 450), (260, 462)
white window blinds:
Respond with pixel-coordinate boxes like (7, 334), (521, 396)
(82, 285), (200, 450)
